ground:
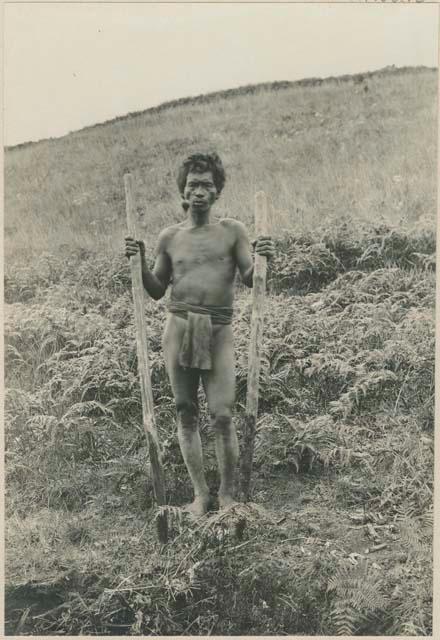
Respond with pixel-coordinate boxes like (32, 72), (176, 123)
(5, 470), (419, 635)
(4, 67), (435, 635)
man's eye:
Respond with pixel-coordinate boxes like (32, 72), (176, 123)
(187, 182), (213, 189)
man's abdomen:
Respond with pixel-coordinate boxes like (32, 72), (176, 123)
(171, 263), (236, 307)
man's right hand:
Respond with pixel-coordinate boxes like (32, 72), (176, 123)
(125, 236), (145, 259)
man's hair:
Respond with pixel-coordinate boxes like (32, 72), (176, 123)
(177, 152), (226, 196)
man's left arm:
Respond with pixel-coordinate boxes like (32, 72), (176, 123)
(233, 221), (275, 287)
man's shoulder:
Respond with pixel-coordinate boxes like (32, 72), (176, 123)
(153, 225), (182, 255)
(157, 224), (182, 245)
(219, 218), (248, 235)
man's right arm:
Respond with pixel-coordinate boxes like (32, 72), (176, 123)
(125, 229), (173, 300)
(230, 219), (275, 287)
(232, 220), (254, 287)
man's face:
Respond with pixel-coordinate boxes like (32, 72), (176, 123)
(183, 171), (218, 213)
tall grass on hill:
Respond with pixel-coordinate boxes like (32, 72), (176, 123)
(4, 67), (437, 259)
(4, 67), (436, 635)
(4, 216), (436, 634)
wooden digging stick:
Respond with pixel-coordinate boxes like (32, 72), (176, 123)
(240, 191), (269, 502)
(124, 173), (168, 544)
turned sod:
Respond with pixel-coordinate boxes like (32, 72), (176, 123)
(240, 191), (269, 501)
(124, 173), (168, 543)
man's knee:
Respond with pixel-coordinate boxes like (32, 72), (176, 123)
(211, 407), (233, 433)
(177, 401), (198, 430)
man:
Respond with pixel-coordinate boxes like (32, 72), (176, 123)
(125, 152), (274, 517)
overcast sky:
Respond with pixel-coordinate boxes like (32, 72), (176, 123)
(4, 3), (438, 146)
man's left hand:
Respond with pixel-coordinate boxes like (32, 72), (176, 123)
(254, 236), (275, 259)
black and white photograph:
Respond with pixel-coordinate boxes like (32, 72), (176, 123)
(3, 2), (438, 636)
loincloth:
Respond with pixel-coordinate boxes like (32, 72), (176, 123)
(167, 301), (233, 370)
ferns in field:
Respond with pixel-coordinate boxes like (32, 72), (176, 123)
(329, 369), (398, 418)
(327, 560), (388, 635)
(253, 413), (364, 474)
(388, 535), (432, 635)
(395, 505), (433, 560)
(375, 426), (434, 517)
(5, 218), (435, 635)
(399, 520), (426, 558)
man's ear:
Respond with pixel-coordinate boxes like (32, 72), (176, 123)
(181, 198), (189, 211)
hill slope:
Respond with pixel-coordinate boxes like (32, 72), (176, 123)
(5, 66), (437, 258)
(4, 67), (436, 635)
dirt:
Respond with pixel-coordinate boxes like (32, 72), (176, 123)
(258, 473), (399, 570)
(3, 472), (412, 635)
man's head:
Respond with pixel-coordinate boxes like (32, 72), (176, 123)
(177, 153), (226, 213)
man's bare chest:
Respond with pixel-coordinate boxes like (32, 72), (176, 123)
(168, 227), (235, 268)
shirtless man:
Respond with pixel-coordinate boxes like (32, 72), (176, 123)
(125, 152), (274, 517)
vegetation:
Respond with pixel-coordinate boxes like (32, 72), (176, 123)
(4, 66), (436, 635)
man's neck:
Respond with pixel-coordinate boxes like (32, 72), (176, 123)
(188, 208), (211, 227)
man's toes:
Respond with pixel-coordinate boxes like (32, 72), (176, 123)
(218, 495), (237, 510)
(184, 496), (209, 518)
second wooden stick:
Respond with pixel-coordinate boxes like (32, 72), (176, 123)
(240, 190), (269, 502)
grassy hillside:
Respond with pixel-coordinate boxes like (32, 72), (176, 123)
(5, 66), (437, 257)
(4, 67), (437, 635)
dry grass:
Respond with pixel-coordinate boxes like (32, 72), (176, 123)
(4, 68), (437, 259)
(4, 66), (437, 635)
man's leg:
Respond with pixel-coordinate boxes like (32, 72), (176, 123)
(201, 325), (238, 509)
(163, 316), (210, 517)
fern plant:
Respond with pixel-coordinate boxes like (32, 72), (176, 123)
(327, 560), (389, 635)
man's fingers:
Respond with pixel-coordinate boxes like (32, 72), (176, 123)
(255, 237), (274, 244)
(256, 242), (274, 251)
(257, 249), (275, 255)
(125, 238), (140, 248)
(124, 237), (140, 259)
(256, 241), (273, 247)
(125, 237), (148, 261)
(255, 238), (275, 259)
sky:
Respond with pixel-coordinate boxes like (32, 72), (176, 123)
(4, 3), (438, 147)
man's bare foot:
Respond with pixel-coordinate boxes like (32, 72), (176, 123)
(219, 494), (237, 510)
(185, 495), (210, 518)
